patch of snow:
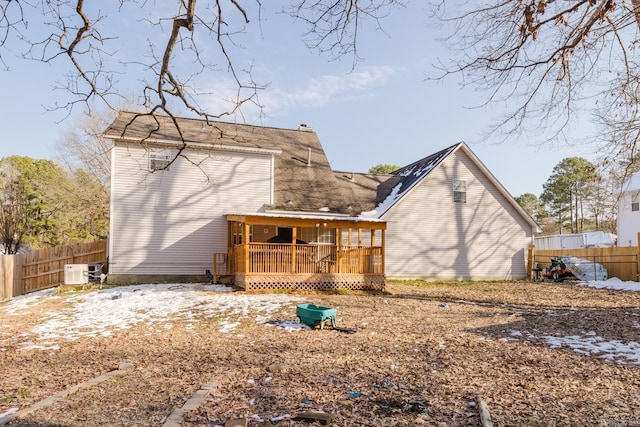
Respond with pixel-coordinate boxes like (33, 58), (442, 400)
(266, 320), (311, 332)
(506, 294), (640, 366)
(541, 333), (640, 365)
(576, 277), (639, 291)
(0, 407), (19, 418)
(2, 287), (59, 314)
(1, 283), (303, 351)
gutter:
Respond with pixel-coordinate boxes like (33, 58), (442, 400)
(103, 134), (282, 156)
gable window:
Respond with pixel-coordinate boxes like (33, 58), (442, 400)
(633, 202), (639, 212)
(453, 180), (466, 203)
(149, 150), (171, 171)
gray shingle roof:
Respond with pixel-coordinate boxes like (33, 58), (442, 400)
(104, 112), (538, 230)
(333, 171), (391, 214)
(104, 112), (359, 214)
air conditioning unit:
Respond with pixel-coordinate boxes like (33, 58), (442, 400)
(87, 263), (104, 283)
(64, 264), (89, 285)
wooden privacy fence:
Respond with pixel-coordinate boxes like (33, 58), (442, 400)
(528, 245), (640, 282)
(0, 240), (107, 300)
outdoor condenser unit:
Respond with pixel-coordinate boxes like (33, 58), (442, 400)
(64, 264), (89, 285)
(87, 263), (104, 283)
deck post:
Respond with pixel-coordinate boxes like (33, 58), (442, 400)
(292, 227), (297, 273)
(243, 222), (250, 274)
(381, 229), (385, 275)
(336, 227), (342, 273)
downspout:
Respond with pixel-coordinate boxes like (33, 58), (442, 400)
(270, 153), (275, 205)
(107, 141), (116, 272)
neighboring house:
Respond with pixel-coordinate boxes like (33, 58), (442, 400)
(0, 240), (32, 255)
(104, 112), (539, 288)
(617, 171), (640, 246)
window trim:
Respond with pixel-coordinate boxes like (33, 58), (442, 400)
(149, 150), (172, 171)
(453, 179), (467, 203)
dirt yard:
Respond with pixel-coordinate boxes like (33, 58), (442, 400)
(1, 280), (640, 426)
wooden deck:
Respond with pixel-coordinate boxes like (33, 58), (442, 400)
(214, 213), (386, 291)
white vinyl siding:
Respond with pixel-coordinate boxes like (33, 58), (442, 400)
(617, 191), (640, 246)
(110, 143), (272, 275)
(382, 151), (532, 280)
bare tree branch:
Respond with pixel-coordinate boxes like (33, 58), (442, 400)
(432, 0), (640, 166)
(0, 1), (402, 175)
(288, 0), (405, 68)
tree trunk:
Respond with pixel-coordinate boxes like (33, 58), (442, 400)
(633, 0), (640, 31)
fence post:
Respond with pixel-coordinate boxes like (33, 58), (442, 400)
(637, 232), (640, 281)
(527, 244), (535, 280)
(14, 254), (24, 296)
(1, 255), (13, 300)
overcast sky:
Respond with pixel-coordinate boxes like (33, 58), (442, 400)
(0, 2), (598, 197)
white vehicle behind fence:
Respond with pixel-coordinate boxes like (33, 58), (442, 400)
(534, 232), (616, 250)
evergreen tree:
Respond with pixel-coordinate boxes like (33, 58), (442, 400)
(540, 157), (600, 234)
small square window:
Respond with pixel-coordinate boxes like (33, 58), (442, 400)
(453, 180), (466, 203)
(149, 150), (171, 171)
(632, 202), (639, 212)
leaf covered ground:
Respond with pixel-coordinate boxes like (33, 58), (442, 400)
(1, 280), (640, 426)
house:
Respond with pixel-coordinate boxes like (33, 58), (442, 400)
(339, 144), (540, 280)
(104, 112), (539, 288)
(104, 112), (386, 290)
(0, 240), (32, 255)
(617, 171), (640, 246)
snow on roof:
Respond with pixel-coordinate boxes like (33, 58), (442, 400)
(359, 183), (403, 218)
(230, 211), (385, 223)
(360, 144), (457, 218)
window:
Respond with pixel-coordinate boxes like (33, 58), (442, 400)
(149, 150), (171, 171)
(632, 202), (639, 212)
(453, 180), (466, 203)
(318, 228), (335, 244)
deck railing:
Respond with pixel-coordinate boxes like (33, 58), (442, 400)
(222, 243), (383, 275)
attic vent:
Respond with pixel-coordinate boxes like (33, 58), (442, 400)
(299, 124), (313, 132)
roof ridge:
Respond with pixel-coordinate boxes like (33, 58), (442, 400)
(118, 110), (313, 134)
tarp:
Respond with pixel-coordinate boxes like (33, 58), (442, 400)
(559, 256), (608, 282)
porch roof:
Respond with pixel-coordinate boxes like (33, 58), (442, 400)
(225, 212), (386, 229)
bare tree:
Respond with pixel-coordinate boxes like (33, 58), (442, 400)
(0, 1), (402, 154)
(433, 0), (640, 173)
(56, 108), (115, 188)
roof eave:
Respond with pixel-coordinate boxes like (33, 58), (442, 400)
(103, 133), (282, 156)
(455, 143), (541, 232)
